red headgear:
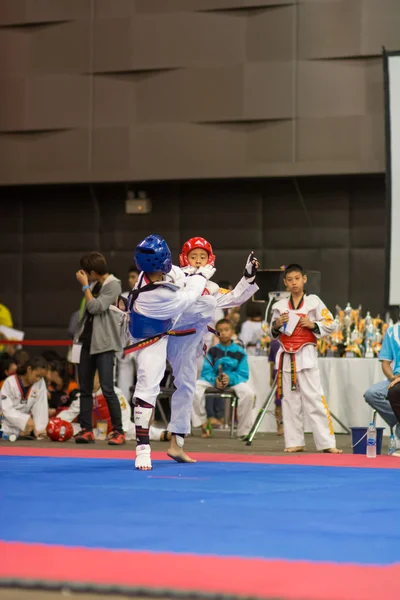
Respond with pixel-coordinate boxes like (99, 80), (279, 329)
(47, 418), (74, 442)
(179, 237), (216, 267)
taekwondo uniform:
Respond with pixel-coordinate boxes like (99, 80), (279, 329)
(0, 374), (48, 437)
(271, 294), (337, 450)
(166, 272), (259, 435)
(128, 268), (209, 435)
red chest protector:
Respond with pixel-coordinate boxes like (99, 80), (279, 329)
(92, 394), (112, 433)
(278, 298), (317, 353)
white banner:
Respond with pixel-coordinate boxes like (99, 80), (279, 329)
(387, 53), (400, 306)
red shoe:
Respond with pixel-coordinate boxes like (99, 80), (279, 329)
(75, 429), (95, 444)
(108, 430), (126, 446)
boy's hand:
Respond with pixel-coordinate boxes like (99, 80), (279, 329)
(196, 264), (216, 280)
(216, 379), (225, 390)
(221, 374), (229, 387)
(299, 316), (315, 329)
(243, 251), (259, 281)
(76, 270), (89, 286)
(274, 313), (289, 329)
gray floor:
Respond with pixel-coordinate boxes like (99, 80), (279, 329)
(4, 428), (359, 454)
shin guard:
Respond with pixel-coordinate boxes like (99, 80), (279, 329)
(134, 398), (153, 445)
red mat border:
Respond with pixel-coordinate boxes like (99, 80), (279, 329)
(1, 445), (399, 468)
(0, 541), (399, 600)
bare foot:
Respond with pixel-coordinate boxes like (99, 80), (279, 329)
(277, 424), (284, 436)
(284, 446), (305, 453)
(167, 449), (197, 463)
(167, 435), (196, 463)
(322, 447), (343, 454)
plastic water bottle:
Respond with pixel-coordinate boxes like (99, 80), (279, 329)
(388, 435), (397, 456)
(366, 422), (377, 458)
(255, 340), (261, 356)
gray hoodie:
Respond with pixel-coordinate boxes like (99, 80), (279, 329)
(74, 275), (123, 355)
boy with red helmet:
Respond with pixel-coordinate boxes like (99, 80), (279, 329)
(164, 237), (259, 462)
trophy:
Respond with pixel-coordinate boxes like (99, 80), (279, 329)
(343, 303), (353, 348)
(364, 312), (375, 358)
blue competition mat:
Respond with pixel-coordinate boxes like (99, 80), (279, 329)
(1, 456), (400, 565)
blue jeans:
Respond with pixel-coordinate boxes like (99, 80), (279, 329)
(364, 380), (400, 437)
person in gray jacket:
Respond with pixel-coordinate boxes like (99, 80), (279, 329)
(74, 251), (125, 445)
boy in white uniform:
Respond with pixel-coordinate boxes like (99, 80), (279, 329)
(128, 234), (210, 470)
(165, 237), (259, 462)
(270, 264), (342, 454)
(0, 357), (48, 439)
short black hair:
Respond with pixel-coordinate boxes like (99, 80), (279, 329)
(0, 357), (17, 380)
(16, 356), (47, 375)
(284, 264), (304, 277)
(80, 252), (108, 275)
(216, 318), (233, 329)
(128, 266), (139, 274)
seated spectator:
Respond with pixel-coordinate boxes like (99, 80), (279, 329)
(0, 357), (17, 390)
(192, 318), (255, 439)
(0, 357), (48, 439)
(240, 302), (265, 354)
(58, 371), (169, 442)
(47, 360), (79, 417)
(364, 322), (400, 443)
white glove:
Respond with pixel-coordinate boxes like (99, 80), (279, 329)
(243, 251), (259, 283)
(196, 264), (216, 280)
(181, 265), (197, 275)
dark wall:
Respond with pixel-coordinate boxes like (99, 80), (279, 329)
(0, 0), (398, 183)
(0, 173), (387, 339)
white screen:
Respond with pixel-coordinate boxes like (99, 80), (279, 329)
(388, 54), (400, 306)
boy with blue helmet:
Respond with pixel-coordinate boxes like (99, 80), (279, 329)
(128, 234), (211, 470)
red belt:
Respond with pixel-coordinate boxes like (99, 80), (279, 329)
(124, 328), (196, 356)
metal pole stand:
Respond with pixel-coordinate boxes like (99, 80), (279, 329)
(244, 378), (278, 446)
(329, 411), (351, 435)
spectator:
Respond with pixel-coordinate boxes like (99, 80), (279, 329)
(47, 360), (78, 417)
(117, 266), (140, 402)
(74, 251), (125, 445)
(192, 318), (255, 439)
(0, 356), (48, 439)
(364, 322), (400, 443)
(0, 357), (17, 390)
(240, 302), (265, 354)
(128, 266), (139, 290)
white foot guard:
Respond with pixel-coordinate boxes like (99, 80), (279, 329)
(135, 444), (152, 470)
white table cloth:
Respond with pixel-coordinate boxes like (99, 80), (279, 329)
(248, 357), (387, 435)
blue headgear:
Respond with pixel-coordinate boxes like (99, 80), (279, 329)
(134, 234), (172, 274)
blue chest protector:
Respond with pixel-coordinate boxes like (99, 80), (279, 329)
(128, 282), (173, 339)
